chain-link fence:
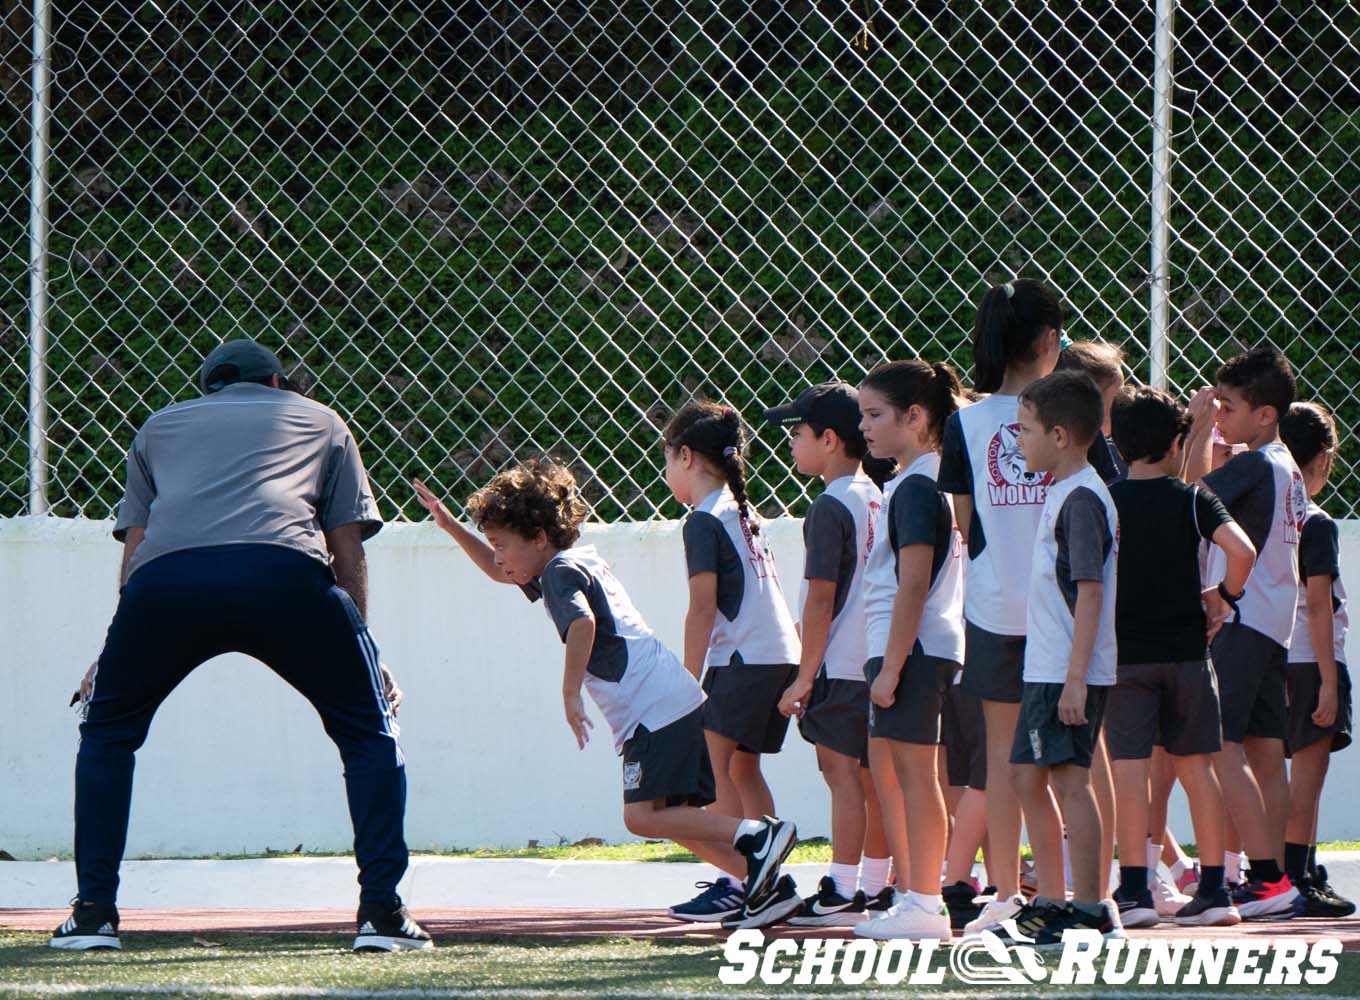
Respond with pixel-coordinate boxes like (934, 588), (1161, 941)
(0, 1), (1356, 522)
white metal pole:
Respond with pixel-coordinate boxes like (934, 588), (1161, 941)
(27, 0), (52, 514)
(1149, 0), (1175, 390)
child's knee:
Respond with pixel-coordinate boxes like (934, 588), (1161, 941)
(623, 805), (656, 838)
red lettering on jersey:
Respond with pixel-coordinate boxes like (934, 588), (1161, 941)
(985, 422), (1053, 507)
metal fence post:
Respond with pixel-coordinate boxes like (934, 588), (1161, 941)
(1148, 0), (1175, 391)
(26, 0), (52, 515)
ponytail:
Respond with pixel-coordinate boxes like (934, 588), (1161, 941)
(664, 400), (761, 533)
(861, 359), (963, 446)
(971, 278), (1064, 393)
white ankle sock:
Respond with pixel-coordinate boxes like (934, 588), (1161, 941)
(732, 819), (764, 845)
(1146, 840), (1162, 881)
(859, 856), (891, 895)
(829, 863), (858, 898)
(905, 889), (942, 911)
(1224, 851), (1243, 881)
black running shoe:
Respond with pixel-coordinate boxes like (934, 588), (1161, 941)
(992, 900), (1066, 945)
(786, 876), (867, 926)
(1173, 887), (1241, 926)
(722, 874), (803, 930)
(1112, 886), (1159, 929)
(734, 816), (796, 907)
(353, 900), (433, 952)
(49, 899), (120, 951)
(1309, 867), (1357, 918)
(942, 880), (982, 930)
(1033, 902), (1126, 948)
(864, 887), (896, 913)
(1296, 877), (1357, 919)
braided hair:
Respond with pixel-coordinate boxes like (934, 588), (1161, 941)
(663, 401), (760, 533)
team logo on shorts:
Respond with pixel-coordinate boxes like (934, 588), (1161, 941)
(623, 761), (642, 791)
(986, 423), (1052, 506)
(1028, 728), (1043, 760)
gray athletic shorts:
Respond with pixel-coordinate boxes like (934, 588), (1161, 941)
(865, 653), (958, 745)
(961, 621), (1025, 704)
(1009, 681), (1110, 769)
(798, 669), (870, 766)
(942, 679), (988, 788)
(702, 662), (797, 754)
(1286, 661), (1353, 757)
(622, 706), (716, 807)
(1210, 621), (1287, 743)
(1105, 660), (1223, 760)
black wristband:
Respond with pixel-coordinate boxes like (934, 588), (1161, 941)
(1218, 580), (1244, 605)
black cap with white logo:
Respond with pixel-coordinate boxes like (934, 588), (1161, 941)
(763, 382), (863, 442)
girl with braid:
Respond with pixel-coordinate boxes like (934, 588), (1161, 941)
(661, 401), (804, 928)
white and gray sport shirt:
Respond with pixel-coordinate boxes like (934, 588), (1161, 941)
(527, 545), (704, 753)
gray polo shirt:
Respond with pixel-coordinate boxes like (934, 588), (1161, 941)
(113, 382), (382, 578)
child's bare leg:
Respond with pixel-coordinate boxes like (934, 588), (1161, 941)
(729, 750), (775, 819)
(1092, 735), (1116, 897)
(1112, 755), (1151, 887)
(705, 731), (743, 818)
(1174, 753), (1224, 874)
(945, 788), (986, 886)
(818, 744), (867, 866)
(623, 802), (746, 879)
(1013, 763), (1065, 901)
(1051, 762), (1103, 905)
(1149, 746), (1177, 863)
(890, 740), (948, 895)
(982, 698), (1023, 896)
(1243, 736), (1289, 866)
(1285, 739), (1330, 852)
(1213, 742), (1274, 861)
(861, 767), (890, 861)
(868, 737), (910, 887)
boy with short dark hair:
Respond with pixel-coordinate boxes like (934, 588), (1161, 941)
(1001, 370), (1124, 944)
(1106, 387), (1255, 928)
(1183, 344), (1306, 919)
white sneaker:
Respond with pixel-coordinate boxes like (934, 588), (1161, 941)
(962, 894), (1027, 939)
(1151, 873), (1192, 917)
(854, 896), (951, 941)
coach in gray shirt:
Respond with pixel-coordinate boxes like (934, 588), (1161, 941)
(51, 340), (432, 954)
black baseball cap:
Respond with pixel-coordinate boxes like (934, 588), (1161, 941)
(763, 382), (863, 442)
(200, 339), (285, 394)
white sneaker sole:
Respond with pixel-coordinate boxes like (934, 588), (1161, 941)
(786, 910), (866, 927)
(1238, 890), (1301, 920)
(666, 908), (743, 923)
(724, 893), (803, 930)
(48, 935), (121, 951)
(1174, 905), (1242, 927)
(353, 935), (434, 952)
(1119, 906), (1160, 929)
(855, 918), (951, 941)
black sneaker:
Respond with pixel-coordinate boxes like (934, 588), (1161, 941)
(1112, 886), (1159, 928)
(49, 899), (120, 951)
(1296, 876), (1357, 919)
(734, 816), (796, 907)
(864, 887), (896, 913)
(1173, 887), (1242, 926)
(1309, 867), (1357, 918)
(1033, 902), (1126, 948)
(786, 876), (866, 926)
(942, 880), (982, 930)
(353, 900), (433, 952)
(667, 880), (746, 922)
(722, 874), (803, 930)
(992, 900), (1066, 945)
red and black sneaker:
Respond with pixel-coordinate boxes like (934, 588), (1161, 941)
(1231, 875), (1301, 920)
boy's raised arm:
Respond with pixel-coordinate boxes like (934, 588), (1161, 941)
(412, 478), (512, 584)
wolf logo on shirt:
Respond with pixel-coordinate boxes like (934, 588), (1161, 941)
(986, 422), (1052, 506)
(1283, 469), (1307, 545)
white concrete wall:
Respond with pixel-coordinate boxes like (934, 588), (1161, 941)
(2, 515), (1359, 860)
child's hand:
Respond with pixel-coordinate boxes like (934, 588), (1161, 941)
(1058, 678), (1088, 726)
(411, 479), (457, 533)
(69, 660), (97, 709)
(1187, 387), (1219, 425)
(1313, 681), (1338, 729)
(778, 678), (813, 718)
(1202, 588), (1233, 642)
(870, 670), (898, 709)
(564, 693), (593, 749)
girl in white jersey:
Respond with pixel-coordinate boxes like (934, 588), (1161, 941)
(937, 279), (1064, 928)
(662, 402), (804, 925)
(854, 360), (967, 942)
(1279, 403), (1355, 918)
(412, 463), (799, 931)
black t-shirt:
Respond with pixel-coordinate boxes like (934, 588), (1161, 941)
(1108, 476), (1233, 664)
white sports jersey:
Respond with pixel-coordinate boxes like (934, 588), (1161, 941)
(1289, 504), (1350, 666)
(529, 545), (704, 752)
(685, 487), (801, 668)
(799, 472), (882, 681)
(863, 453), (966, 663)
(1203, 441), (1307, 648)
(1023, 465), (1119, 686)
(938, 394), (1051, 635)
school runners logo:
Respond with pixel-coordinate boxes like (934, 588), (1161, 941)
(717, 929), (1342, 986)
(986, 422), (1052, 506)
(1283, 469), (1306, 545)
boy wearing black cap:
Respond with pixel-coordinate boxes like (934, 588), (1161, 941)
(761, 383), (900, 926)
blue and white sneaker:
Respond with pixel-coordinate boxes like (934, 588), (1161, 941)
(667, 880), (746, 922)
